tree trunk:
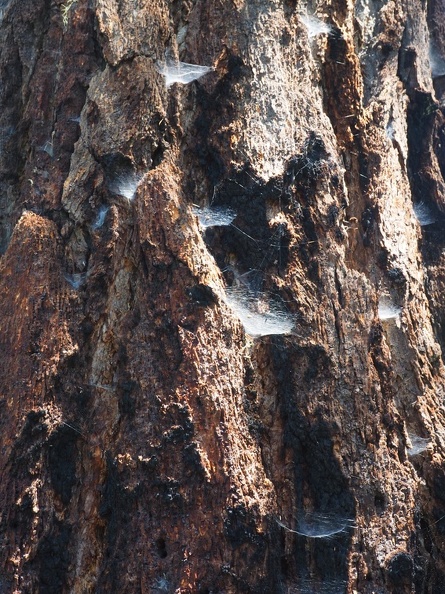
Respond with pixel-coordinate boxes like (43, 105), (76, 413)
(1, 0), (445, 592)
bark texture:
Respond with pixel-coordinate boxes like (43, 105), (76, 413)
(1, 0), (445, 592)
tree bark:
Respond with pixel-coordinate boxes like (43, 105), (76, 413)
(1, 0), (445, 592)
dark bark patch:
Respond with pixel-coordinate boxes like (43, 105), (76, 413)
(204, 167), (290, 280)
(155, 537), (168, 558)
(182, 442), (206, 478)
(8, 409), (49, 479)
(386, 552), (414, 589)
(405, 93), (445, 263)
(431, 466), (445, 504)
(186, 283), (218, 306)
(0, 576), (13, 592)
(285, 132), (333, 198)
(117, 378), (137, 418)
(374, 491), (387, 515)
(224, 504), (264, 548)
(386, 266), (406, 287)
(361, 204), (376, 246)
(47, 424), (78, 505)
(272, 345), (354, 582)
(162, 403), (194, 445)
(33, 520), (72, 594)
(432, 507), (445, 536)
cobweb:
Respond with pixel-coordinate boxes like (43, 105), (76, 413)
(225, 286), (293, 337)
(300, 15), (333, 38)
(378, 297), (401, 321)
(108, 172), (142, 201)
(64, 272), (87, 290)
(276, 512), (355, 539)
(92, 205), (109, 230)
(413, 201), (436, 226)
(156, 60), (213, 87)
(407, 434), (430, 457)
(192, 205), (236, 229)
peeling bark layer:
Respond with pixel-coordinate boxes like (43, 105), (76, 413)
(2, 0), (445, 592)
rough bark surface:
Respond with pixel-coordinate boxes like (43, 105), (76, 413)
(1, 0), (445, 592)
